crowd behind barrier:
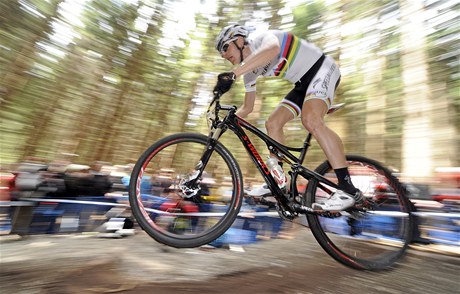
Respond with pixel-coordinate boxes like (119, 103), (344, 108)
(0, 160), (459, 247)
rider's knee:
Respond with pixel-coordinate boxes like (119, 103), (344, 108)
(302, 115), (325, 134)
(265, 117), (280, 133)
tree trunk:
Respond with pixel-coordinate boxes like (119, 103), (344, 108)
(400, 0), (433, 179)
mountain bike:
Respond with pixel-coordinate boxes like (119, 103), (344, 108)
(128, 91), (414, 271)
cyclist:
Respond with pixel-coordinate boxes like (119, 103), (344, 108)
(213, 24), (363, 211)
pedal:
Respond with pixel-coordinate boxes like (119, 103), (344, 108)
(352, 198), (377, 212)
(363, 198), (378, 210)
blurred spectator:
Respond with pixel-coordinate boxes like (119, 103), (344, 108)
(63, 163), (112, 197)
(435, 167), (460, 189)
(0, 169), (15, 202)
(9, 159), (117, 198)
(432, 167), (460, 212)
(151, 168), (175, 196)
(113, 163), (135, 192)
(10, 158), (48, 199)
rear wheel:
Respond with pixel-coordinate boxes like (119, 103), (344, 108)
(129, 133), (243, 248)
(305, 155), (414, 270)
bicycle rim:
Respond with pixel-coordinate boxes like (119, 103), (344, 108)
(305, 155), (414, 270)
(129, 133), (243, 248)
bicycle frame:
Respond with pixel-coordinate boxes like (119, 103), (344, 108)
(129, 92), (413, 269)
(200, 94), (340, 214)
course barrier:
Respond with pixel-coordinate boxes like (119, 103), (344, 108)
(0, 196), (458, 247)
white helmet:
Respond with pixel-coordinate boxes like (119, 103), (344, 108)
(215, 24), (249, 53)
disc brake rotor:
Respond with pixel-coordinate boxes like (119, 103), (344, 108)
(177, 171), (201, 198)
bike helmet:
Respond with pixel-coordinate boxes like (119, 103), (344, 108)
(215, 24), (249, 55)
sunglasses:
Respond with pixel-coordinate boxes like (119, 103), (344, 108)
(220, 43), (230, 54)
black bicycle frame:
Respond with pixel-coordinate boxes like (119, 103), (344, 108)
(203, 100), (340, 213)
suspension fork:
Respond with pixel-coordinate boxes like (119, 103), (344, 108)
(187, 126), (227, 186)
(191, 139), (218, 181)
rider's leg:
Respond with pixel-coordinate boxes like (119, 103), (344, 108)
(301, 99), (363, 210)
(301, 99), (355, 191)
(265, 104), (296, 145)
(247, 106), (293, 197)
(257, 106), (294, 191)
(301, 99), (347, 167)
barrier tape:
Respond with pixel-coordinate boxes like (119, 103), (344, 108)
(1, 198), (458, 218)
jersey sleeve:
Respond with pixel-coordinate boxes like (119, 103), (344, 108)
(241, 31), (281, 92)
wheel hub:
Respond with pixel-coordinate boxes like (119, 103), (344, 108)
(177, 171), (201, 198)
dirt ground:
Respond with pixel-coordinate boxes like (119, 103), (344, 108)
(43, 258), (353, 294)
(1, 230), (459, 294)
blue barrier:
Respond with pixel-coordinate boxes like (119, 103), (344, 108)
(421, 214), (460, 246)
(28, 205), (64, 234)
(2, 196), (459, 249)
(9, 197), (117, 234)
(320, 217), (351, 236)
(209, 205), (284, 247)
(210, 228), (258, 247)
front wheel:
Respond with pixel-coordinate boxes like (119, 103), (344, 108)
(305, 155), (414, 271)
(129, 133), (243, 248)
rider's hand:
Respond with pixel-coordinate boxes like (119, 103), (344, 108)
(213, 72), (236, 94)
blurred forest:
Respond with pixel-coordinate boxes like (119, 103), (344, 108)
(0, 0), (459, 180)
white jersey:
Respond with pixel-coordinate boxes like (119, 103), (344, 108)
(243, 30), (324, 92)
